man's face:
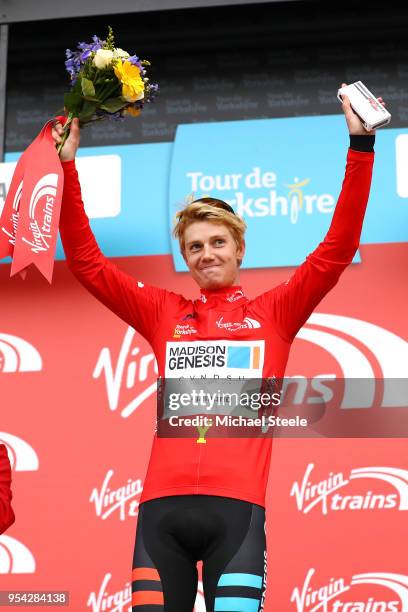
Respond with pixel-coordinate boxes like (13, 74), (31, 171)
(183, 221), (245, 289)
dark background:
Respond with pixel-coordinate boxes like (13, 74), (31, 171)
(4, 0), (408, 152)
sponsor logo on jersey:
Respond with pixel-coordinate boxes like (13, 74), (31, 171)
(165, 340), (265, 377)
(89, 470), (143, 521)
(0, 433), (39, 471)
(290, 463), (408, 515)
(0, 333), (42, 373)
(291, 568), (407, 612)
(216, 316), (261, 331)
(173, 323), (198, 338)
(226, 289), (246, 303)
(199, 289), (246, 304)
(0, 535), (36, 574)
(93, 327), (158, 419)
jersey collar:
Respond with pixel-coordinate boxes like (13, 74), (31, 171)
(196, 285), (248, 309)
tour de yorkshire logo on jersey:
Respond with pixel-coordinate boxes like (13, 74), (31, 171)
(173, 323), (198, 339)
(165, 340), (265, 378)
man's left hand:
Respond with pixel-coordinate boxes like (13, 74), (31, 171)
(340, 82), (386, 136)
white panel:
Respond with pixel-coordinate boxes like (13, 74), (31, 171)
(0, 154), (121, 219)
(396, 134), (408, 198)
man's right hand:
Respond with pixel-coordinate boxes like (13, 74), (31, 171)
(52, 117), (81, 162)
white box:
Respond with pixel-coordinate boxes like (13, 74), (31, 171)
(337, 81), (391, 131)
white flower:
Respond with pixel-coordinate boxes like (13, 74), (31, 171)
(113, 48), (130, 59)
(93, 49), (114, 69)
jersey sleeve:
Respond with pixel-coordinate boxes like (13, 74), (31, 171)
(0, 445), (15, 535)
(255, 146), (375, 342)
(59, 160), (170, 345)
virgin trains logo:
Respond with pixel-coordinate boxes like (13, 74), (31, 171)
(0, 535), (36, 574)
(87, 574), (131, 612)
(0, 433), (39, 471)
(291, 568), (408, 612)
(299, 313), (408, 407)
(216, 316), (261, 331)
(93, 327), (158, 419)
(226, 289), (246, 302)
(89, 470), (143, 521)
(21, 173), (58, 254)
(0, 333), (42, 373)
(291, 463), (408, 514)
(1, 179), (22, 246)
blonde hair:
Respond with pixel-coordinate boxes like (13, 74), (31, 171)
(173, 197), (247, 257)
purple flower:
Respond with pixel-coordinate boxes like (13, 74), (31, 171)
(109, 112), (125, 122)
(79, 49), (92, 61)
(146, 82), (159, 102)
(128, 55), (143, 70)
(65, 53), (81, 82)
(92, 35), (104, 48)
(78, 39), (102, 53)
(65, 36), (104, 80)
(94, 109), (125, 122)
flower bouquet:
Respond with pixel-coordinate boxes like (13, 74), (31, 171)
(60, 26), (159, 150)
(0, 27), (158, 282)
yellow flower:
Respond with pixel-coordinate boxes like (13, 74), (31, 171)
(114, 60), (144, 103)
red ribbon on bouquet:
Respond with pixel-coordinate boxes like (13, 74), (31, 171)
(0, 121), (64, 283)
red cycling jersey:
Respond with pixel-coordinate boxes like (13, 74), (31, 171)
(60, 146), (374, 507)
(0, 444), (15, 534)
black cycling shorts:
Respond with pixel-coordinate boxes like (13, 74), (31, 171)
(131, 495), (267, 611)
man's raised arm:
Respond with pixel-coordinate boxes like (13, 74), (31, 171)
(255, 84), (384, 342)
(55, 118), (170, 344)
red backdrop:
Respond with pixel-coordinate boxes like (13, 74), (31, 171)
(1, 241), (407, 610)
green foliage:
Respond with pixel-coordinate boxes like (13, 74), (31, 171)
(100, 97), (126, 113)
(79, 101), (98, 121)
(81, 77), (96, 98)
(93, 67), (114, 84)
(104, 26), (115, 51)
(64, 92), (82, 114)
